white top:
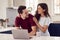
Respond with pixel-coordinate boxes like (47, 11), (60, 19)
(37, 17), (52, 36)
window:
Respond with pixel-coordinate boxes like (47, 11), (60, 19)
(54, 0), (60, 14)
(26, 0), (38, 15)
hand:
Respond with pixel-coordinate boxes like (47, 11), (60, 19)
(17, 14), (20, 17)
(28, 32), (35, 37)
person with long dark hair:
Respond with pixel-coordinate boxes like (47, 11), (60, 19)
(33, 3), (52, 36)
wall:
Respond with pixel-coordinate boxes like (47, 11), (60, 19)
(0, 0), (8, 19)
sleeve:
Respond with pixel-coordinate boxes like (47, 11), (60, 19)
(44, 17), (53, 26)
(15, 17), (20, 27)
(29, 14), (36, 26)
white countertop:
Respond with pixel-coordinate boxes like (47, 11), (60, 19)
(0, 34), (60, 40)
(0, 27), (60, 40)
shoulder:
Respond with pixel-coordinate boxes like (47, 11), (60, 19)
(45, 17), (53, 23)
(15, 16), (21, 20)
(40, 17), (51, 22)
(29, 14), (34, 17)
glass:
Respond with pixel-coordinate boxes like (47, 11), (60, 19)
(54, 0), (60, 14)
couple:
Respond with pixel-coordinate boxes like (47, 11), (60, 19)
(15, 3), (52, 36)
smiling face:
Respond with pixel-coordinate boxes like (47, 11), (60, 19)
(22, 9), (29, 18)
(18, 6), (29, 18)
(37, 5), (45, 15)
(35, 3), (50, 21)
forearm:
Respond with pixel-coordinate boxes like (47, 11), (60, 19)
(29, 31), (36, 36)
(33, 17), (47, 32)
(36, 22), (46, 32)
(30, 30), (36, 35)
(29, 26), (36, 36)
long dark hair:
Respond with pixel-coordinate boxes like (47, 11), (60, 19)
(35, 3), (50, 21)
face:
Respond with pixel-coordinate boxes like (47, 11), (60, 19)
(22, 9), (29, 17)
(37, 6), (45, 14)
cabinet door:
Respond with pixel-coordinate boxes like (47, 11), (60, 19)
(54, 0), (60, 14)
(13, 0), (26, 7)
(8, 0), (26, 7)
(6, 8), (18, 26)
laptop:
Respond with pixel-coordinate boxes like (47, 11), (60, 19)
(12, 29), (29, 39)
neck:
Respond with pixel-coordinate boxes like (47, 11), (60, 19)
(41, 13), (45, 17)
(21, 14), (26, 20)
